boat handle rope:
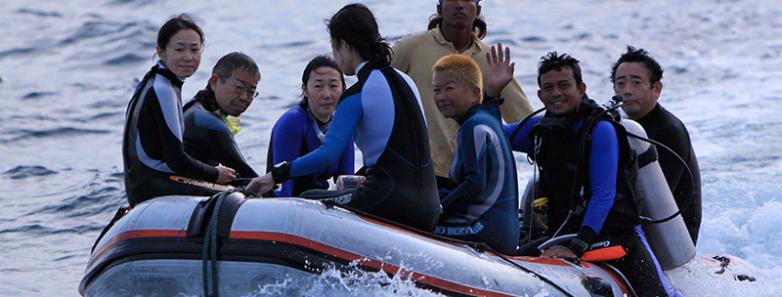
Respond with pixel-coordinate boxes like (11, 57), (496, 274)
(202, 190), (235, 297)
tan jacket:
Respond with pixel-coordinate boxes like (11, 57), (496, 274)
(392, 27), (533, 177)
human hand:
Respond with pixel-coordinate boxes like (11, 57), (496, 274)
(215, 165), (236, 184)
(485, 43), (515, 98)
(541, 244), (578, 259)
(246, 173), (275, 197)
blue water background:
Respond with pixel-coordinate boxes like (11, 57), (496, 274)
(1, 0), (781, 296)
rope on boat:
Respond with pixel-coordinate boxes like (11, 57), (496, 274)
(202, 191), (228, 297)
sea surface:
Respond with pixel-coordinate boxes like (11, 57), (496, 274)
(1, 0), (780, 296)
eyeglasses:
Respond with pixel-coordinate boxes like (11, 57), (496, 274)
(228, 79), (259, 99)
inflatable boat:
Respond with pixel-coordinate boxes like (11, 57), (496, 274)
(79, 193), (763, 297)
(81, 119), (764, 296)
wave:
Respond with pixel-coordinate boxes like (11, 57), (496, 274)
(3, 165), (58, 180)
(0, 127), (112, 144)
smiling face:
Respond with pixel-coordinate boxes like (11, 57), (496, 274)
(304, 67), (344, 122)
(614, 62), (662, 120)
(157, 29), (202, 78)
(433, 69), (481, 119)
(209, 68), (259, 116)
(537, 67), (586, 115)
(439, 0), (480, 29)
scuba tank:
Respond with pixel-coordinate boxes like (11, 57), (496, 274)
(620, 119), (695, 270)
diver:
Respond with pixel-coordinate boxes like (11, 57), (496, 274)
(611, 46), (702, 245)
(183, 52), (260, 180)
(122, 15), (235, 207)
(499, 50), (682, 296)
(266, 56), (354, 197)
(430, 50), (519, 254)
(247, 4), (441, 231)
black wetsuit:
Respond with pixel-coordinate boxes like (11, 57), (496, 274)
(636, 103), (701, 245)
(183, 89), (257, 179)
(271, 61), (441, 230)
(122, 63), (218, 206)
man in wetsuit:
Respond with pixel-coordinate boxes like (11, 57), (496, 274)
(611, 46), (702, 245)
(430, 51), (519, 254)
(392, 0), (532, 185)
(502, 51), (681, 296)
(183, 52), (260, 180)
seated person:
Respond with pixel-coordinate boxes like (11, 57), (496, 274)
(248, 4), (441, 231)
(501, 51), (681, 297)
(122, 15), (235, 206)
(430, 51), (519, 255)
(266, 56), (355, 196)
(611, 46), (701, 245)
(184, 52), (260, 181)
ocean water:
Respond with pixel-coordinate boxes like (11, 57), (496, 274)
(1, 0), (780, 296)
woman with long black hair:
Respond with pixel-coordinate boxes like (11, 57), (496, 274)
(250, 4), (441, 230)
(123, 15), (236, 206)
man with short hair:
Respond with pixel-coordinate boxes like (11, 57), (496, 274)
(430, 50), (519, 254)
(500, 51), (681, 296)
(183, 52), (260, 180)
(392, 0), (532, 183)
(611, 46), (701, 245)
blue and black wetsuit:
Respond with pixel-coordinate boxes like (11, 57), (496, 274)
(271, 61), (441, 230)
(266, 105), (354, 197)
(504, 98), (679, 297)
(122, 63), (218, 206)
(183, 89), (257, 179)
(434, 102), (519, 254)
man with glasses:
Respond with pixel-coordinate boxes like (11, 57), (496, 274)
(183, 52), (261, 180)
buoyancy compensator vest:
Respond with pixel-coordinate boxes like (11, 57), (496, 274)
(529, 97), (642, 237)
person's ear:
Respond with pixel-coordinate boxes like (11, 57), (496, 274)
(653, 81), (663, 98)
(155, 46), (164, 60)
(301, 83), (309, 98)
(208, 74), (221, 90)
(578, 82), (587, 96)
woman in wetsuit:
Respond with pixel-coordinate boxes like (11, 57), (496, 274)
(249, 4), (441, 230)
(122, 15), (236, 206)
(266, 56), (354, 197)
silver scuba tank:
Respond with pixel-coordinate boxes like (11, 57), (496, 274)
(620, 119), (695, 270)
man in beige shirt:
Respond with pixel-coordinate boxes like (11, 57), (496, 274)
(393, 0), (533, 179)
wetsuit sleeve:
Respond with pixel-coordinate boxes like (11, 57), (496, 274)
(184, 111), (257, 178)
(151, 91), (218, 182)
(503, 116), (541, 154)
(336, 138), (356, 177)
(580, 121), (619, 243)
(271, 111), (307, 197)
(440, 121), (487, 209)
(290, 95), (361, 178)
(204, 127), (257, 178)
(655, 125), (690, 192)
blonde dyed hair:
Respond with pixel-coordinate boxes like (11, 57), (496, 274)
(432, 54), (483, 101)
